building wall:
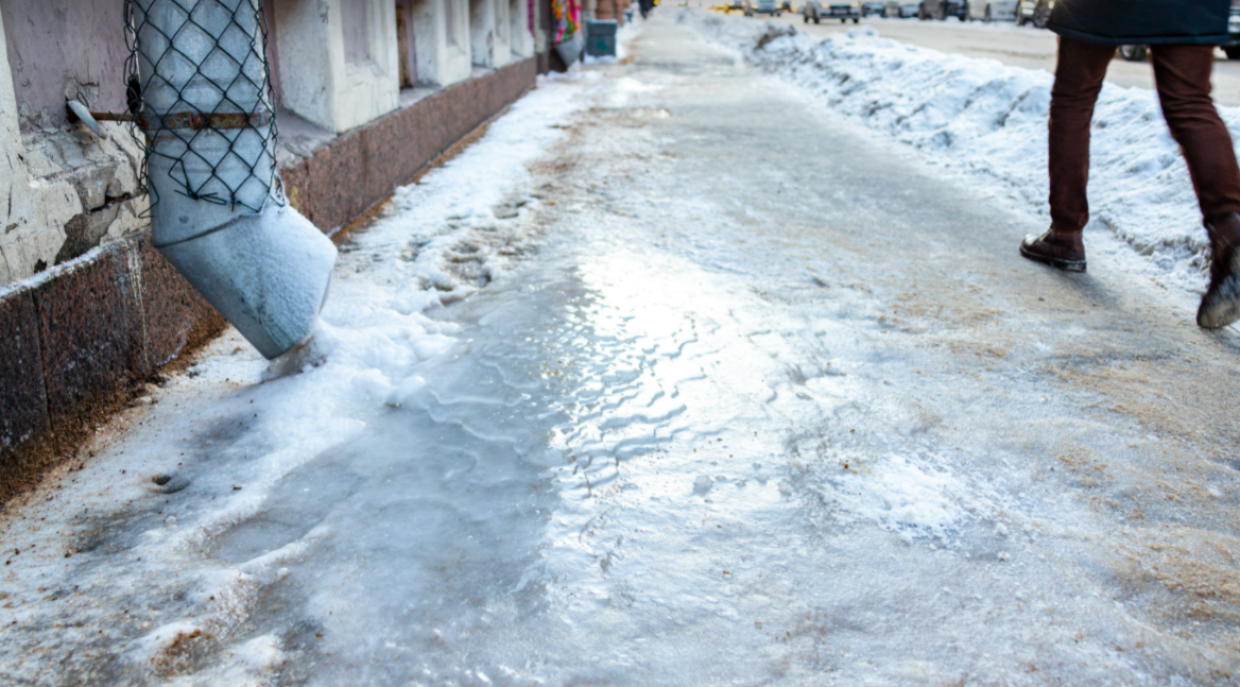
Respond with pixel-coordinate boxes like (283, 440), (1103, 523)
(467, 0), (534, 68)
(272, 0), (401, 135)
(0, 4), (148, 290)
(407, 0), (472, 87)
(534, 0), (549, 56)
(510, 0), (535, 59)
(0, 0), (130, 132)
(335, 0), (401, 131)
(468, 0), (492, 67)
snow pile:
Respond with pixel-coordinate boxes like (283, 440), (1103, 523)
(680, 10), (1232, 290)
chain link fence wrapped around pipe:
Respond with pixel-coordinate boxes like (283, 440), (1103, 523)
(124, 0), (283, 224)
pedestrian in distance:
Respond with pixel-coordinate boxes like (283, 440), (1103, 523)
(1019, 0), (1240, 328)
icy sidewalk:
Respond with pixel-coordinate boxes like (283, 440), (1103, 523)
(3, 13), (1240, 687)
(678, 8), (1232, 297)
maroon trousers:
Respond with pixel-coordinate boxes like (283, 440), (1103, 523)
(1050, 37), (1240, 233)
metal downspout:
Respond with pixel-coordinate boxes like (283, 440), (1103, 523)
(130, 0), (336, 359)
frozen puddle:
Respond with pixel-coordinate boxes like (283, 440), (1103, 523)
(4, 15), (1240, 687)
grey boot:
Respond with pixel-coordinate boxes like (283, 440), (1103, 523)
(1198, 212), (1240, 329)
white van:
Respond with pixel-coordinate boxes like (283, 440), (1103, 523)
(967, 0), (1017, 21)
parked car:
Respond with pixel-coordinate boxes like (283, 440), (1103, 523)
(919, 0), (966, 21)
(743, 0), (783, 15)
(883, 0), (921, 17)
(965, 0), (1017, 21)
(1221, 1), (1240, 59)
(802, 0), (861, 23)
(1015, 0), (1052, 28)
(861, 0), (886, 16)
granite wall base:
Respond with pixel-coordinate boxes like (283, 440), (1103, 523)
(0, 239), (226, 503)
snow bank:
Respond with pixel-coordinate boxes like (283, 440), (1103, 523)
(680, 10), (1234, 291)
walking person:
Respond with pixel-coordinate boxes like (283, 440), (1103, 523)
(1019, 0), (1240, 328)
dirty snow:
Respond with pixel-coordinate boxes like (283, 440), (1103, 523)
(680, 9), (1232, 295)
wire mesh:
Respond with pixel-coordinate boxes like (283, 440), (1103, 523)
(124, 0), (283, 212)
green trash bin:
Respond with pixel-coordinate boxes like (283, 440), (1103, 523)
(585, 19), (618, 57)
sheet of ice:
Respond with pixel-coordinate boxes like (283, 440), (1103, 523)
(2, 16), (1238, 687)
(678, 9), (1226, 295)
(0, 68), (596, 686)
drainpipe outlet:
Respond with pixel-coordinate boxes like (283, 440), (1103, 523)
(131, 0), (336, 359)
(156, 203), (335, 359)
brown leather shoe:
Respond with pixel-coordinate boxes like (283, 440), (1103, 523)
(1019, 228), (1086, 272)
(1198, 212), (1240, 329)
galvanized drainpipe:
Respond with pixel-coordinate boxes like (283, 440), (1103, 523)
(132, 0), (336, 359)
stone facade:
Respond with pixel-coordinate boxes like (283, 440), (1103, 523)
(0, 5), (148, 289)
(271, 0), (404, 134)
(0, 0), (549, 502)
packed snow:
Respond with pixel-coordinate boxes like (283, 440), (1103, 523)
(679, 9), (1234, 296)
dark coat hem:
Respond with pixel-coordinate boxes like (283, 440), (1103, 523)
(1049, 23), (1229, 47)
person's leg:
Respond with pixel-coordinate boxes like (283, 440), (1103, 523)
(1151, 45), (1240, 221)
(1021, 36), (1114, 271)
(1049, 37), (1114, 233)
(1151, 44), (1240, 327)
